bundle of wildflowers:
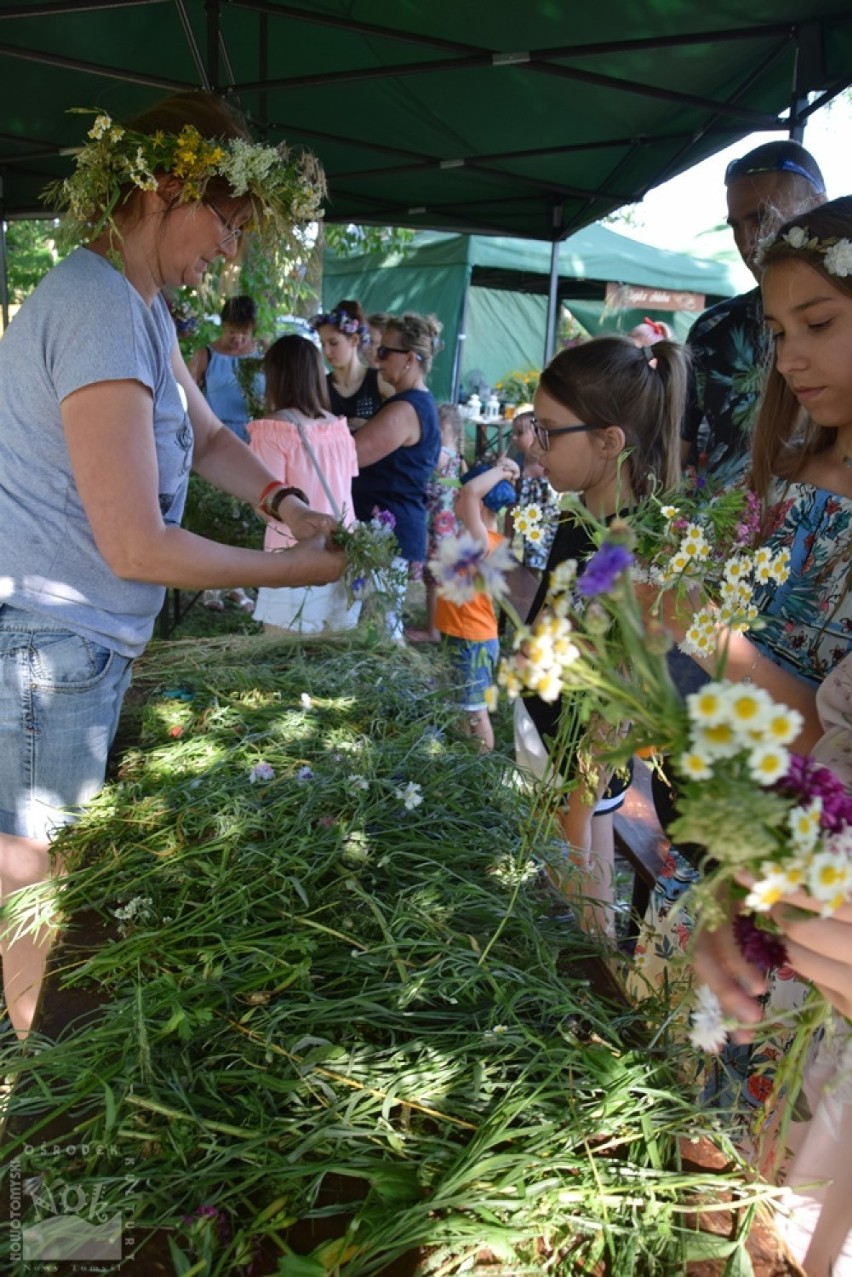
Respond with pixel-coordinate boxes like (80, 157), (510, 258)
(515, 481), (791, 665)
(45, 108), (326, 254)
(332, 506), (404, 606)
(433, 508), (851, 1125)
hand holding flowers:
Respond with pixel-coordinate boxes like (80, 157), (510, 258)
(331, 507), (404, 606)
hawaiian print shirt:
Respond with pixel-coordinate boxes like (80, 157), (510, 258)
(682, 288), (770, 472)
(750, 479), (852, 685)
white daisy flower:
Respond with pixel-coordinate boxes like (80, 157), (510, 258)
(679, 750), (714, 781)
(692, 721), (742, 760)
(725, 685), (774, 733)
(688, 985), (728, 1054)
(764, 706), (804, 746)
(744, 866), (790, 912)
(807, 850), (852, 911)
(789, 799), (822, 854)
(748, 743), (790, 786)
(396, 781), (424, 811)
(687, 682), (731, 728)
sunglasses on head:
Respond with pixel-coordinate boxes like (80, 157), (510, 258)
(724, 155), (825, 194)
(529, 416), (598, 452)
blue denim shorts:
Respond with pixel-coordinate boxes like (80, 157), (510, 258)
(443, 636), (500, 712)
(0, 605), (134, 840)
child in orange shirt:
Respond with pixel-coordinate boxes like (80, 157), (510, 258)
(435, 458), (518, 751)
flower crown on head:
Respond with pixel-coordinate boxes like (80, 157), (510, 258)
(755, 222), (852, 277)
(310, 309), (370, 343)
(44, 108), (326, 252)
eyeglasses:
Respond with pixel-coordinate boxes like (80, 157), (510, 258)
(530, 415), (597, 452)
(203, 199), (244, 248)
(723, 155), (825, 194)
(376, 344), (420, 361)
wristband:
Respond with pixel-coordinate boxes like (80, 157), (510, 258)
(259, 485), (309, 520)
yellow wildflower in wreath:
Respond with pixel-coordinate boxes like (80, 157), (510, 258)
(44, 105), (326, 256)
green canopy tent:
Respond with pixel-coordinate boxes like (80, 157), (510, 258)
(323, 226), (742, 401)
(0, 1), (849, 331)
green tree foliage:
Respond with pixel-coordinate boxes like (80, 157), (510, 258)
(5, 218), (67, 303)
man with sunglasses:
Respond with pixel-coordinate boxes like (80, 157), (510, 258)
(682, 140), (826, 474)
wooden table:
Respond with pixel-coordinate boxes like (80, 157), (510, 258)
(471, 415), (513, 459)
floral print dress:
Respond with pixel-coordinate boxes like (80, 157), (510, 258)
(424, 446), (462, 576)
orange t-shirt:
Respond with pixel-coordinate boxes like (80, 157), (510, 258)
(434, 530), (502, 642)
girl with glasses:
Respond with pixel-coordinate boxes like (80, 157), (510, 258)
(515, 334), (688, 938)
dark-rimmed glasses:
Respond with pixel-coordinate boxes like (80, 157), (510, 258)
(530, 415), (597, 452)
(376, 344), (421, 361)
(203, 199), (244, 248)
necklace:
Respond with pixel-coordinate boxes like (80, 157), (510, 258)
(841, 453), (852, 470)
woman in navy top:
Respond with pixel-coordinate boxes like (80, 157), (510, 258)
(353, 312), (443, 637)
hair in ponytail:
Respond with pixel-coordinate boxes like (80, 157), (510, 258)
(538, 335), (688, 498)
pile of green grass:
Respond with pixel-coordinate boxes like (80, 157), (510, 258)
(2, 635), (768, 1276)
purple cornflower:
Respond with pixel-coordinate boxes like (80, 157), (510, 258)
(371, 507), (396, 530)
(248, 761), (275, 784)
(182, 1204), (231, 1246)
(733, 913), (788, 972)
(735, 490), (762, 546)
(780, 754), (852, 832)
(351, 575), (366, 594)
(296, 765), (315, 783)
(576, 542), (635, 597)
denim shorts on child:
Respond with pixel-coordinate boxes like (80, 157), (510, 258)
(443, 636), (500, 712)
(0, 605), (134, 841)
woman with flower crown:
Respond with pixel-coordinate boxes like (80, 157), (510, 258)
(311, 299), (392, 433)
(0, 91), (343, 1035)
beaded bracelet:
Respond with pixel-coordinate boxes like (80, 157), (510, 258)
(258, 484), (309, 520)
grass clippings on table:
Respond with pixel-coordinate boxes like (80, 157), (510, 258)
(1, 635), (773, 1276)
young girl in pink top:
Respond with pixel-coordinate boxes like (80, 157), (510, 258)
(247, 335), (360, 634)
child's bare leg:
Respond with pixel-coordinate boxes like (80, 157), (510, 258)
(462, 708), (494, 753)
(550, 795), (616, 939)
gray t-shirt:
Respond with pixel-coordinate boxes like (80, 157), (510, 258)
(0, 249), (192, 657)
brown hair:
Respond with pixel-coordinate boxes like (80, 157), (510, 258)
(263, 335), (331, 417)
(332, 299), (366, 326)
(538, 335), (688, 497)
(383, 312), (444, 375)
(751, 196), (852, 505)
(221, 295), (257, 329)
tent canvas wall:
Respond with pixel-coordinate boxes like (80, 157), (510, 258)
(323, 226), (741, 402)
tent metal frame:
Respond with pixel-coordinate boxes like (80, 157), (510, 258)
(0, 2), (850, 352)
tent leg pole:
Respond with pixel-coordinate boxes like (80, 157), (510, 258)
(0, 176), (9, 333)
(451, 271), (470, 405)
(544, 201), (563, 367)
